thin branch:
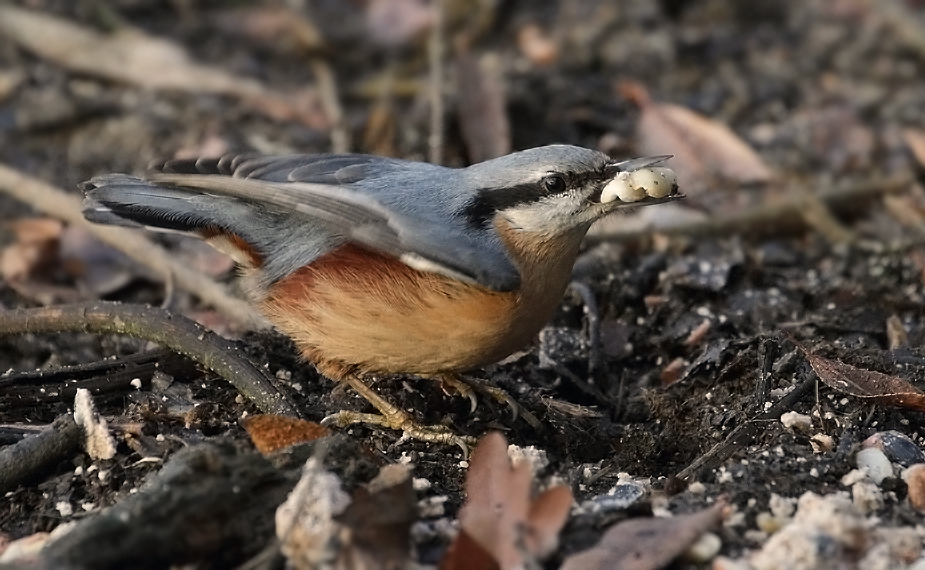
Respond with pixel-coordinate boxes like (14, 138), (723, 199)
(427, 0), (446, 165)
(0, 302), (299, 417)
(0, 163), (266, 330)
(311, 58), (350, 154)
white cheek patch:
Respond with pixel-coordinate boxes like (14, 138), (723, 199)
(601, 166), (677, 203)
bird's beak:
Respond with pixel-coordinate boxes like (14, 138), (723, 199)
(603, 155), (673, 177)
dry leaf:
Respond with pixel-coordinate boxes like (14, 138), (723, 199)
(792, 340), (925, 411)
(517, 24), (558, 66)
(456, 50), (512, 163)
(211, 6), (325, 53)
(243, 415), (330, 455)
(525, 484), (573, 558)
(0, 218), (63, 282)
(807, 353), (925, 410)
(276, 458), (352, 569)
(902, 128), (925, 168)
(277, 460), (415, 570)
(444, 432), (573, 570)
(621, 81), (773, 193)
(560, 501), (726, 570)
(441, 529), (499, 570)
(366, 0), (434, 47)
(336, 464), (416, 570)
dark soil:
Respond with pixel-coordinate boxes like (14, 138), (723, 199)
(2, 0), (925, 568)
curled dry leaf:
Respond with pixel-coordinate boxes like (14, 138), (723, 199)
(242, 414), (330, 455)
(560, 501), (726, 570)
(620, 81), (773, 193)
(792, 339), (925, 411)
(0, 217), (63, 282)
(443, 432), (573, 570)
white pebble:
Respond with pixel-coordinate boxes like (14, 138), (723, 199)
(780, 411), (812, 433)
(856, 447), (893, 484)
(683, 531), (722, 563)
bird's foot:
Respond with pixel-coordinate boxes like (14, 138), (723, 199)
(320, 375), (475, 454)
(437, 374), (540, 429)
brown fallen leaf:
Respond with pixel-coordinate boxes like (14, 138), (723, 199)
(443, 432), (573, 570)
(620, 81), (773, 193)
(903, 128), (925, 168)
(210, 6), (325, 53)
(560, 501), (726, 570)
(0, 217), (62, 282)
(441, 530), (499, 570)
(243, 415), (330, 455)
(337, 464), (417, 570)
(366, 0), (435, 47)
(516, 23), (559, 66)
(792, 339), (925, 411)
(277, 460), (415, 570)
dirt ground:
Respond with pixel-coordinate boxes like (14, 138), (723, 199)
(2, 0), (925, 568)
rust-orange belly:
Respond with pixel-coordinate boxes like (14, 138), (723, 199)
(260, 242), (567, 381)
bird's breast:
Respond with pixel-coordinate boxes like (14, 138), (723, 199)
(259, 232), (580, 380)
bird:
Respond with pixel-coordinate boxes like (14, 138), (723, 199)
(81, 145), (680, 448)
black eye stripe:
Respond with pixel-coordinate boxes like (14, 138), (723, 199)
(463, 170), (608, 227)
(464, 182), (547, 227)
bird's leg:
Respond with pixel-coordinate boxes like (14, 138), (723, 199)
(321, 374), (476, 453)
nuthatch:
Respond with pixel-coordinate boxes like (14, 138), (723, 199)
(81, 145), (679, 447)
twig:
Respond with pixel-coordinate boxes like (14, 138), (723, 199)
(587, 174), (912, 244)
(428, 0), (446, 165)
(0, 414), (83, 493)
(0, 163), (266, 330)
(568, 281), (601, 372)
(311, 58), (350, 154)
(0, 349), (195, 405)
(0, 302), (299, 417)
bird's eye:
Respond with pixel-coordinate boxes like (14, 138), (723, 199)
(544, 175), (566, 193)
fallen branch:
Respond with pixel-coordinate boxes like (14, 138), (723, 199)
(0, 163), (266, 330)
(0, 414), (82, 494)
(0, 302), (299, 417)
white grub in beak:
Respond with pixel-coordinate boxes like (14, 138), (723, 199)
(601, 166), (677, 203)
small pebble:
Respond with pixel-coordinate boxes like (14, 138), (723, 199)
(810, 433), (834, 453)
(683, 531), (721, 563)
(864, 430), (925, 467)
(855, 447), (893, 484)
(851, 480), (884, 514)
(901, 464), (925, 511)
(780, 411), (812, 434)
(755, 511), (785, 534)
